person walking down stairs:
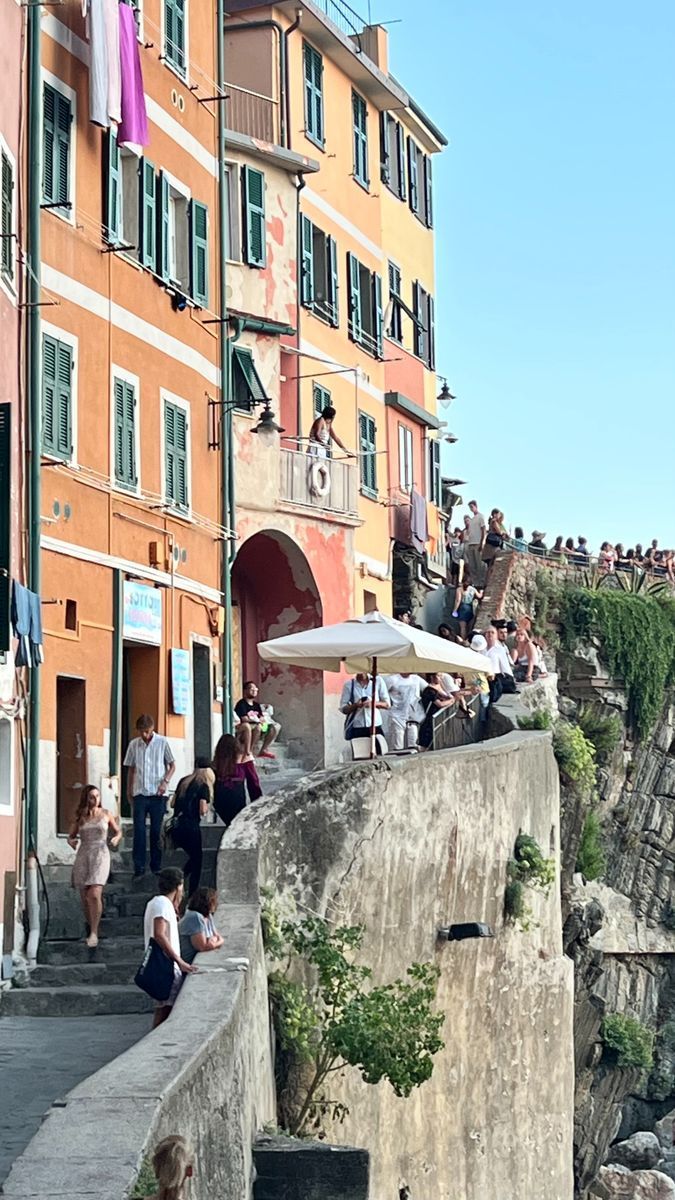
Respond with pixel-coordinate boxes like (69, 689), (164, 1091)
(68, 785), (122, 948)
(124, 713), (176, 881)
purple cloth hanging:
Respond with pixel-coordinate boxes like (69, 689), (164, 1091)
(118, 1), (149, 147)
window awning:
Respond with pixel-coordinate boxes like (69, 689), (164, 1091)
(385, 391), (442, 430)
(232, 346), (267, 407)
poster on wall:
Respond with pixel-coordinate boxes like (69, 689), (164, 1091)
(171, 649), (191, 716)
(122, 582), (163, 645)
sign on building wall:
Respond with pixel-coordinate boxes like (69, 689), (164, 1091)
(170, 648), (191, 716)
(122, 582), (163, 645)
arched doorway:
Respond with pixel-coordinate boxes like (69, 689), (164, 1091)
(231, 530), (324, 768)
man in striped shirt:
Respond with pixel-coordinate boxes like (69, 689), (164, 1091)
(124, 714), (176, 880)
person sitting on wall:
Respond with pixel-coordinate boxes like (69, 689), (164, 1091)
(340, 673), (390, 748)
(234, 681), (281, 760)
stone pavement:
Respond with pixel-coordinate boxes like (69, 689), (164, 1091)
(0, 1013), (148, 1185)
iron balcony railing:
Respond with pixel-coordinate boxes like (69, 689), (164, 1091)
(313, 0), (366, 37)
(432, 694), (483, 751)
(280, 447), (359, 518)
(224, 81), (279, 143)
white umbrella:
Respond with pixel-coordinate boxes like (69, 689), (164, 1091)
(258, 611), (492, 756)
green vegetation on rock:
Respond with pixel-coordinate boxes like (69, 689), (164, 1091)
(130, 1159), (158, 1198)
(517, 708), (553, 731)
(505, 833), (556, 931)
(576, 704), (622, 764)
(559, 588), (675, 738)
(601, 1013), (654, 1071)
(267, 914), (444, 1138)
(576, 810), (606, 881)
(552, 722), (596, 792)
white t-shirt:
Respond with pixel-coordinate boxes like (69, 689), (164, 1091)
(384, 674), (426, 724)
(486, 643), (514, 677)
(144, 895), (180, 958)
(466, 512), (486, 545)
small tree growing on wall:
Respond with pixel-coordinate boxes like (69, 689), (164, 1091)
(265, 912), (445, 1138)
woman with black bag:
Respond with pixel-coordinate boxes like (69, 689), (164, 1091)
(140, 868), (196, 1028)
(168, 757), (213, 896)
(212, 733), (263, 828)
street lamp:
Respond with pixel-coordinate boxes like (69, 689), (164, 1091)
(252, 402), (285, 441)
(437, 379), (455, 408)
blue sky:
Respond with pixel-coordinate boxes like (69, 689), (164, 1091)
(371, 0), (675, 550)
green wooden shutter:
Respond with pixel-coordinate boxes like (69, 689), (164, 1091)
(243, 166), (266, 267)
(424, 155), (433, 228)
(359, 412), (377, 495)
(157, 171), (170, 281)
(352, 92), (368, 187)
(1, 152), (13, 281)
(43, 84), (70, 206)
(0, 404), (10, 651)
(427, 294), (435, 370)
(313, 382), (330, 416)
(380, 113), (390, 185)
(300, 214), (314, 307)
(165, 401), (188, 508)
(347, 252), (361, 343)
(396, 122), (407, 201)
(373, 272), (383, 359)
(165, 0), (185, 73)
(54, 89), (71, 206)
(412, 281), (422, 358)
(407, 136), (418, 215)
(106, 130), (121, 243)
(328, 236), (339, 327)
(303, 42), (324, 146)
(140, 159), (156, 270)
(190, 199), (209, 305)
(114, 378), (137, 488)
(429, 437), (441, 506)
(42, 334), (71, 459)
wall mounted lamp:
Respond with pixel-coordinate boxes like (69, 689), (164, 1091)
(252, 402), (285, 439)
(437, 379), (456, 407)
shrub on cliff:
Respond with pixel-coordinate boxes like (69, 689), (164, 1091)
(601, 1013), (654, 1071)
(552, 722), (596, 792)
(576, 810), (606, 881)
(559, 587), (675, 739)
(267, 914), (445, 1138)
(576, 704), (622, 764)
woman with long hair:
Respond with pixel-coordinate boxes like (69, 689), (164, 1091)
(169, 757), (214, 896)
(511, 629), (539, 685)
(212, 733), (262, 827)
(178, 886), (224, 964)
(146, 1135), (194, 1200)
(67, 785), (121, 947)
(418, 673), (457, 750)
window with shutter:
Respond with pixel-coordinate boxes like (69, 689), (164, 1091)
(407, 136), (419, 216)
(113, 377), (137, 489)
(352, 92), (369, 189)
(358, 412), (377, 497)
(43, 83), (71, 210)
(396, 122), (407, 201)
(388, 262), (402, 342)
(347, 252), (362, 344)
(105, 131), (121, 243)
(164, 0), (186, 75)
(0, 404), (10, 652)
(1, 151), (14, 285)
(157, 171), (170, 281)
(303, 42), (324, 148)
(42, 333), (73, 460)
(300, 215), (314, 307)
(231, 346), (266, 412)
(243, 166), (266, 268)
(164, 399), (189, 509)
(140, 159), (156, 269)
(372, 272), (383, 359)
(423, 155), (433, 228)
(313, 383), (331, 417)
(379, 113), (390, 185)
(428, 437), (441, 506)
(189, 199), (208, 305)
(398, 424), (413, 492)
(427, 294), (435, 370)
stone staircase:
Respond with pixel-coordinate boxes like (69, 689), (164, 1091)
(1, 750), (309, 1020)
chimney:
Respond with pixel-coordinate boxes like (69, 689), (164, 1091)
(359, 24), (388, 73)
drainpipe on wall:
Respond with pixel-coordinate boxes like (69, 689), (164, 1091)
(224, 319), (244, 732)
(294, 172), (306, 438)
(282, 9), (303, 151)
(217, 0), (234, 734)
(25, 0), (41, 859)
(109, 569), (123, 779)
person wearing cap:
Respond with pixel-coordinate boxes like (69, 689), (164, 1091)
(528, 531), (548, 557)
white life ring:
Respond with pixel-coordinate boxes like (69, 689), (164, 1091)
(309, 460), (331, 498)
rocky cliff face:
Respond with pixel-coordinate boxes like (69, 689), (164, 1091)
(495, 551), (675, 1198)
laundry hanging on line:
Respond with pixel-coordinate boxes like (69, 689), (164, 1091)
(11, 581), (44, 669)
(86, 0), (149, 147)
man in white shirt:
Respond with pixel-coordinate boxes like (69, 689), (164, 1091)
(124, 714), (176, 880)
(143, 867), (196, 1027)
(464, 500), (487, 587)
(340, 674), (390, 745)
(383, 673), (426, 750)
(485, 628), (517, 701)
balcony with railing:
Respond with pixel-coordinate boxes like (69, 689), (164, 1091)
(224, 82), (279, 143)
(279, 448), (359, 520)
(313, 0), (367, 37)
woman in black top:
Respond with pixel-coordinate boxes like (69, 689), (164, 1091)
(170, 757), (213, 895)
(418, 674), (456, 750)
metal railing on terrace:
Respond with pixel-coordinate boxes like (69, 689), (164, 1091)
(224, 82), (279, 143)
(432, 694), (483, 751)
(279, 447), (359, 518)
(505, 542), (675, 593)
(313, 0), (367, 37)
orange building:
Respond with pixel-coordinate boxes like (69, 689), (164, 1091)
(224, 0), (448, 633)
(35, 0), (225, 857)
(0, 0), (24, 974)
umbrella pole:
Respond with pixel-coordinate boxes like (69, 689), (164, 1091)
(370, 657), (378, 759)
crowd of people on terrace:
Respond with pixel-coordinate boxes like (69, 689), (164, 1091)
(445, 502), (675, 585)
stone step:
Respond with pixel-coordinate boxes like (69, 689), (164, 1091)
(38, 936), (142, 965)
(29, 960), (138, 987)
(100, 912), (145, 938)
(0, 983), (153, 1018)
